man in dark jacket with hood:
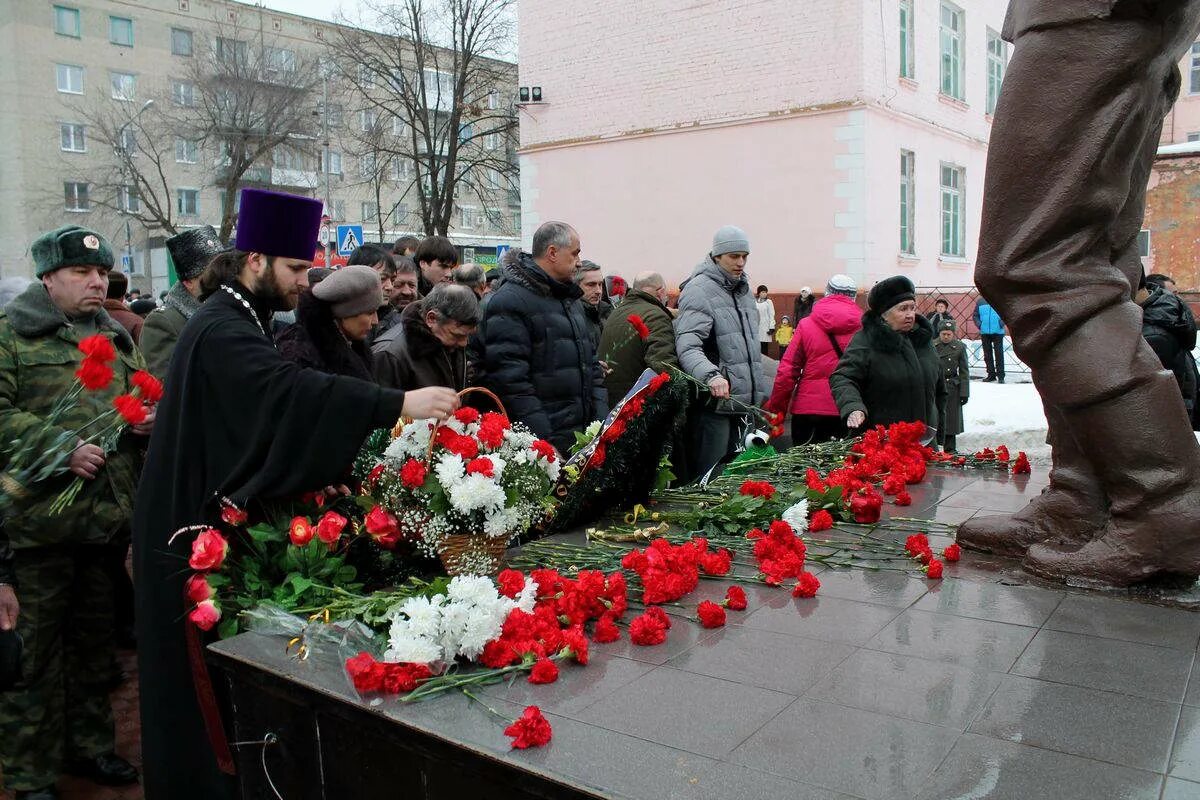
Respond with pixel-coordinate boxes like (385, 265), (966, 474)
(599, 271), (678, 405)
(375, 284), (477, 392)
(475, 221), (606, 454)
(142, 226), (228, 379)
(1140, 278), (1198, 424)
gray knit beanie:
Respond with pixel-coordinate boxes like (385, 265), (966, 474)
(826, 274), (857, 296)
(711, 225), (750, 257)
(312, 265), (382, 318)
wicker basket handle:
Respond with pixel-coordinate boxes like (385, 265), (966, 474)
(391, 387), (510, 459)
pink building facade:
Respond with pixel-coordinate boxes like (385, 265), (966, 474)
(517, 0), (1010, 293)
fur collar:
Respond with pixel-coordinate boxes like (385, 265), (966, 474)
(502, 253), (582, 300)
(162, 281), (202, 320)
(861, 311), (934, 353)
(4, 282), (134, 353)
(399, 302), (449, 359)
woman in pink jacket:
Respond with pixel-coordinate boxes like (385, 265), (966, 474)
(766, 274), (862, 444)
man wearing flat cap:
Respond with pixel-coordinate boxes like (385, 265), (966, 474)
(0, 225), (152, 800)
(140, 225), (229, 379)
(132, 188), (460, 800)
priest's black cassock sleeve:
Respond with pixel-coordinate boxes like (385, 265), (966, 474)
(132, 288), (405, 800)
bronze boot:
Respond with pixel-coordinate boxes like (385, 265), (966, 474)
(1024, 374), (1200, 587)
(956, 406), (1106, 557)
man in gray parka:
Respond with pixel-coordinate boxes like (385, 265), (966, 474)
(674, 225), (766, 478)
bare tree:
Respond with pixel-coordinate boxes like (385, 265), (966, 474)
(347, 114), (418, 242)
(182, 21), (324, 240)
(328, 0), (518, 237)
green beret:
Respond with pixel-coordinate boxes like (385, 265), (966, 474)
(32, 225), (114, 277)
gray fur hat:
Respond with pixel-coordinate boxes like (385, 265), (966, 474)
(312, 265), (382, 318)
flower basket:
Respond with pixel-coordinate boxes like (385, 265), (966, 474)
(374, 387), (560, 577)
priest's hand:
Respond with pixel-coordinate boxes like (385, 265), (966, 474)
(323, 485), (351, 498)
(402, 387), (460, 420)
(846, 410), (866, 429)
(0, 585), (17, 630)
(69, 442), (106, 480)
(131, 405), (156, 436)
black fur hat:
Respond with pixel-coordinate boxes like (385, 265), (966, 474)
(166, 225), (230, 281)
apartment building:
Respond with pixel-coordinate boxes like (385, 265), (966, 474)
(0, 0), (520, 290)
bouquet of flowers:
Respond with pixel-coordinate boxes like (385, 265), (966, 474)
(368, 399), (560, 575)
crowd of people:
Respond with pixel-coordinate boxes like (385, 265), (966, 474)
(0, 184), (1197, 799)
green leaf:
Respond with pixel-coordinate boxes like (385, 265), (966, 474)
(247, 523), (285, 544)
(290, 575), (314, 595)
(217, 617), (239, 640)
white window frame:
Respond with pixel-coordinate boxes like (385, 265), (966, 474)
(322, 150), (343, 175)
(331, 199), (346, 221)
(56, 64), (83, 94)
(265, 47), (296, 75)
(60, 123), (86, 153)
(939, 3), (965, 101)
(362, 201), (378, 222)
(360, 108), (379, 132)
(172, 80), (196, 107)
(120, 185), (140, 213)
(177, 187), (200, 217)
(391, 158), (411, 181)
(483, 131), (499, 150)
(1189, 132), (1200, 143)
(486, 168), (501, 190)
(940, 163), (966, 258)
(1138, 229), (1151, 258)
(118, 126), (137, 155)
(459, 205), (476, 229)
(109, 15), (134, 47)
(215, 37), (247, 68)
(422, 69), (454, 111)
(899, 0), (915, 80)
(986, 29), (1008, 115)
(110, 71), (136, 101)
(392, 115), (407, 138)
(900, 150), (915, 255)
(359, 64), (375, 88)
(175, 138), (198, 164)
(359, 152), (377, 178)
(64, 181), (90, 212)
(171, 27), (193, 56)
(54, 5), (80, 38)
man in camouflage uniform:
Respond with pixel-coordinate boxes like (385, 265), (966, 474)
(0, 226), (150, 799)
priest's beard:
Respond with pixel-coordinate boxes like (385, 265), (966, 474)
(253, 259), (295, 312)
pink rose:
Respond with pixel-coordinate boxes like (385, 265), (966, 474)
(189, 529), (229, 571)
(184, 574), (213, 604)
(188, 599), (221, 631)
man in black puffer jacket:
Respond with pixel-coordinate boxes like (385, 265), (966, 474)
(474, 221), (607, 453)
(1140, 280), (1199, 427)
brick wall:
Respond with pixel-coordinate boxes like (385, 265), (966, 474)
(1144, 155), (1200, 293)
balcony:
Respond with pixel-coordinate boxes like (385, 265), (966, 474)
(272, 168), (320, 189)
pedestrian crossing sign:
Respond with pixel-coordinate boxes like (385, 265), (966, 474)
(336, 224), (363, 256)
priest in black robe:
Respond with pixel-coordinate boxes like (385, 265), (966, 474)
(132, 188), (459, 800)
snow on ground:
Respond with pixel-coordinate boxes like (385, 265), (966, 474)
(959, 381), (1050, 463)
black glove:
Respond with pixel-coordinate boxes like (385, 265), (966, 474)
(960, 397), (969, 406)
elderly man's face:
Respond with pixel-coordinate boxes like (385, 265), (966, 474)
(426, 312), (476, 349)
(43, 264), (110, 317)
(579, 271), (604, 306)
(390, 272), (418, 309)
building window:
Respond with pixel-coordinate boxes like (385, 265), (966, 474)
(172, 27), (193, 56)
(459, 205), (475, 228)
(899, 0), (914, 80)
(458, 123), (474, 146)
(1192, 43), (1200, 94)
(986, 29), (1008, 115)
(109, 16), (134, 47)
(359, 64), (375, 88)
(1189, 132), (1200, 142)
(358, 153), (378, 178)
(54, 6), (80, 37)
(486, 168), (501, 190)
(361, 108), (380, 132)
(275, 145), (313, 172)
(56, 64), (83, 94)
(215, 37), (247, 68)
(120, 185), (140, 213)
(391, 159), (411, 181)
(265, 47), (296, 75)
(175, 138), (198, 163)
(177, 188), (200, 216)
(118, 126), (136, 155)
(64, 181), (90, 211)
(322, 150), (342, 174)
(939, 3), (964, 101)
(171, 80), (196, 107)
(331, 199), (346, 220)
(60, 123), (86, 153)
(483, 131), (499, 150)
(1138, 229), (1151, 258)
(487, 89), (500, 110)
(423, 69), (454, 110)
(940, 163), (965, 257)
(392, 115), (406, 138)
(362, 201), (378, 222)
(110, 71), (136, 101)
(900, 150), (915, 255)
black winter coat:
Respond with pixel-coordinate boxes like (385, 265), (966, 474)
(275, 292), (374, 381)
(374, 302), (469, 391)
(830, 313), (946, 431)
(473, 253), (607, 453)
(1141, 287), (1198, 416)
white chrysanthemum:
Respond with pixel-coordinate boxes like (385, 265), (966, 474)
(396, 595), (443, 640)
(447, 575), (496, 605)
(483, 505), (521, 537)
(384, 633), (443, 665)
(434, 452), (466, 488)
(458, 607), (504, 660)
(387, 419), (436, 460)
(487, 454), (507, 479)
(782, 500), (809, 533)
(513, 579), (537, 613)
(447, 473), (506, 515)
(436, 600), (472, 658)
(504, 429), (536, 449)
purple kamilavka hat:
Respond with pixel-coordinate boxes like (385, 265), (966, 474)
(234, 188), (323, 261)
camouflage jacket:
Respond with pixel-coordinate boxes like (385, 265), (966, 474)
(0, 283), (146, 552)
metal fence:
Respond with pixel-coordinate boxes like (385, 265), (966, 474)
(917, 286), (1030, 380)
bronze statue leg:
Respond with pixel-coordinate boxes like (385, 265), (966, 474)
(974, 5), (1200, 585)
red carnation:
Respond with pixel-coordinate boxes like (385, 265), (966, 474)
(400, 458), (428, 488)
(188, 599), (221, 631)
(849, 488), (883, 523)
(647, 372), (671, 394)
(189, 528), (228, 571)
(345, 652), (387, 694)
(792, 571), (821, 598)
(454, 407), (481, 425)
(629, 613), (668, 646)
(739, 480), (776, 500)
(504, 706), (553, 749)
(699, 549), (732, 576)
(113, 394), (148, 425)
(593, 616), (621, 643)
(131, 370), (164, 403)
(808, 510), (834, 532)
(445, 432), (479, 460)
(531, 439), (557, 462)
(805, 468), (828, 492)
(289, 516), (314, 547)
(496, 569), (525, 598)
(367, 463), (386, 487)
(943, 544), (961, 562)
(220, 503), (248, 527)
(995, 445), (1011, 462)
(1012, 452), (1031, 475)
(627, 314), (650, 341)
(926, 558), (944, 579)
(562, 627), (589, 665)
(315, 510), (347, 546)
(644, 605), (672, 630)
(528, 658), (559, 685)
(381, 662), (432, 694)
(75, 358), (114, 391)
(724, 586), (748, 610)
(466, 457), (495, 478)
(894, 490), (912, 507)
(904, 533), (930, 557)
(185, 573), (213, 604)
(697, 600), (726, 628)
(78, 334), (116, 362)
